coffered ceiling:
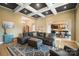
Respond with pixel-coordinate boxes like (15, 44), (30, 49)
(20, 8), (32, 15)
(42, 10), (53, 16)
(0, 3), (18, 9)
(0, 3), (77, 19)
(56, 3), (77, 12)
(30, 3), (47, 10)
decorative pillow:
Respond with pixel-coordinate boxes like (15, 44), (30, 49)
(45, 33), (50, 38)
(39, 33), (44, 37)
(33, 32), (37, 37)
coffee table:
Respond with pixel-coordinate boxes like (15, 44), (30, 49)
(28, 38), (42, 49)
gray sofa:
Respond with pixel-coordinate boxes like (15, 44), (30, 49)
(17, 32), (55, 46)
(28, 32), (55, 46)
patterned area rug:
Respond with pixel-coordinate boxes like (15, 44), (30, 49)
(8, 44), (52, 56)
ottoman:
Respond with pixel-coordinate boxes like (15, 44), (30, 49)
(28, 38), (42, 49)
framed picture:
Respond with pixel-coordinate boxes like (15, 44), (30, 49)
(2, 21), (14, 29)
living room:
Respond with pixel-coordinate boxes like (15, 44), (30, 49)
(0, 3), (79, 56)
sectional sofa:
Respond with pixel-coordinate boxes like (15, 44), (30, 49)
(17, 32), (55, 46)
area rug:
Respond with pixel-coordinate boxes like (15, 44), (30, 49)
(7, 44), (52, 56)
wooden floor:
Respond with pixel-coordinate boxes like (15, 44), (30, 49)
(0, 39), (79, 56)
(0, 44), (11, 56)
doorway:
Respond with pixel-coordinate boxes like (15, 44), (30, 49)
(23, 25), (29, 36)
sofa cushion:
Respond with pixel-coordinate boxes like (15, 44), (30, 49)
(33, 32), (37, 37)
(28, 32), (33, 36)
(45, 33), (50, 38)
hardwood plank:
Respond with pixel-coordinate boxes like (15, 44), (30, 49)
(0, 44), (11, 56)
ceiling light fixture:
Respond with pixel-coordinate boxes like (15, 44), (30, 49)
(36, 3), (40, 7)
(24, 10), (27, 13)
(64, 6), (67, 9)
(45, 12), (48, 14)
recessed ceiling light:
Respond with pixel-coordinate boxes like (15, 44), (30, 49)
(64, 6), (67, 9)
(24, 10), (27, 13)
(36, 3), (40, 7)
(45, 12), (48, 14)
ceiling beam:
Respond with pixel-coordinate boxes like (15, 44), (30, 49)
(53, 3), (68, 8)
(14, 3), (24, 12)
(14, 3), (69, 18)
(46, 3), (57, 15)
(16, 3), (45, 17)
(27, 13), (35, 16)
(14, 3), (31, 12)
(24, 5), (45, 17)
(14, 6), (24, 12)
(38, 7), (50, 13)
